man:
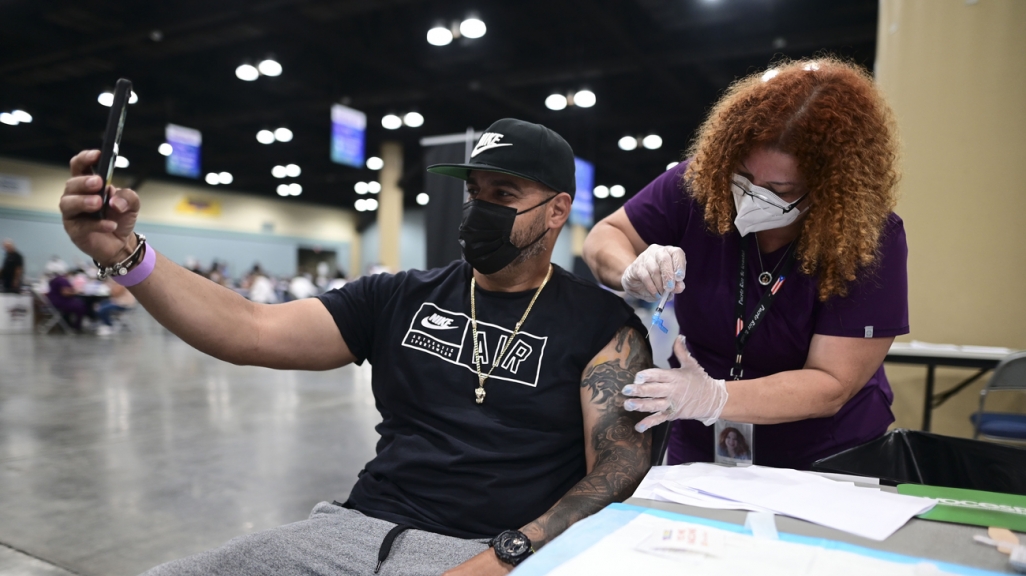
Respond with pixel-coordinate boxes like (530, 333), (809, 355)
(1, 239), (24, 293)
(59, 118), (652, 575)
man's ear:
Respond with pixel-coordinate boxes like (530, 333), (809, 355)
(547, 192), (573, 229)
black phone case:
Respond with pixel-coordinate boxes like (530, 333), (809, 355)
(93, 77), (132, 219)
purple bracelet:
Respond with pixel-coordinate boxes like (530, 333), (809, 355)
(114, 242), (157, 287)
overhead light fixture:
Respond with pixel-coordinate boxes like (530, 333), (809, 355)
(403, 112), (424, 127)
(427, 26), (453, 46)
(277, 184), (290, 196)
(460, 18), (487, 39)
(355, 199), (367, 212)
(11, 110), (32, 123)
(573, 90), (596, 108)
(354, 181), (369, 194)
(666, 161), (679, 171)
(236, 64), (259, 81)
(205, 172), (220, 185)
(545, 94), (567, 111)
(272, 165), (287, 178)
(97, 92), (114, 107)
(115, 156), (130, 169)
(610, 185), (626, 198)
(593, 185), (610, 199)
(366, 198), (379, 210)
(416, 192), (429, 205)
(618, 136), (638, 151)
(288, 183), (302, 196)
(0, 113), (17, 126)
(257, 59), (282, 77)
(129, 91), (139, 104)
(158, 143), (173, 156)
(274, 127), (293, 142)
(285, 163), (301, 177)
(381, 114), (402, 130)
(256, 130), (275, 144)
(366, 156), (384, 170)
(218, 171), (233, 185)
(642, 134), (663, 150)
(368, 181), (381, 194)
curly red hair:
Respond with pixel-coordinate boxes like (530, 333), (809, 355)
(685, 57), (900, 301)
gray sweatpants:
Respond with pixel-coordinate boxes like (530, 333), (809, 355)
(140, 502), (491, 576)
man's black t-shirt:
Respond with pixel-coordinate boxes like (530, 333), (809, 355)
(1, 250), (23, 291)
(317, 260), (646, 539)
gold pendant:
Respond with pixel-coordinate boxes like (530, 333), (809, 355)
(475, 386), (486, 404)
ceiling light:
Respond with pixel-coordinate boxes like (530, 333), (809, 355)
(285, 163), (301, 177)
(256, 130), (275, 144)
(761, 69), (779, 82)
(158, 143), (173, 156)
(545, 94), (567, 111)
(573, 90), (596, 108)
(610, 185), (626, 198)
(366, 198), (379, 211)
(427, 26), (453, 46)
(368, 181), (381, 194)
(381, 114), (402, 130)
(403, 112), (424, 127)
(277, 184), (290, 196)
(115, 156), (129, 169)
(642, 134), (663, 150)
(272, 165), (287, 178)
(274, 127), (293, 142)
(354, 181), (369, 194)
(0, 113), (16, 126)
(666, 161), (679, 171)
(416, 193), (429, 205)
(593, 185), (609, 199)
(98, 92), (114, 107)
(355, 199), (367, 211)
(366, 156), (384, 170)
(618, 136), (638, 151)
(460, 18), (486, 39)
(218, 171), (233, 185)
(129, 91), (139, 104)
(236, 64), (259, 81)
(205, 173), (220, 185)
(288, 183), (302, 196)
(258, 59), (282, 77)
(12, 110), (32, 123)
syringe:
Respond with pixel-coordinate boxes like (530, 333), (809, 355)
(651, 280), (674, 334)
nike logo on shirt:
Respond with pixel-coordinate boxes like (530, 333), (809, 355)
(421, 313), (458, 330)
(471, 133), (512, 157)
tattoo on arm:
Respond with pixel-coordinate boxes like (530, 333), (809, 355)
(521, 326), (653, 548)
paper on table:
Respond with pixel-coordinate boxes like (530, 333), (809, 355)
(687, 467), (936, 541)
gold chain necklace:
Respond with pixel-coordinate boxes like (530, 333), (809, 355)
(470, 265), (553, 404)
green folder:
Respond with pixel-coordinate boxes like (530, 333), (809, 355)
(897, 484), (1026, 532)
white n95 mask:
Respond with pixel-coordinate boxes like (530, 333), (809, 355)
(730, 173), (808, 237)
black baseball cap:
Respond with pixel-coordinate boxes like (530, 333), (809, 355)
(427, 118), (577, 199)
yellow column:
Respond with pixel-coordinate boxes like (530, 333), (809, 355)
(378, 142), (403, 271)
(349, 233), (362, 278)
(570, 224), (587, 258)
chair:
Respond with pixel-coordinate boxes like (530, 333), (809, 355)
(34, 291), (74, 335)
(971, 351), (1026, 442)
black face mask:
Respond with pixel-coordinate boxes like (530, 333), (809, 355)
(459, 196), (554, 275)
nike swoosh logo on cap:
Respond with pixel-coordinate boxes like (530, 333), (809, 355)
(471, 132), (513, 158)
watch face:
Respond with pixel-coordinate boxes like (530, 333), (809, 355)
(496, 531), (531, 556)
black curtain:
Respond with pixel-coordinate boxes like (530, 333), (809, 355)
(424, 142), (467, 269)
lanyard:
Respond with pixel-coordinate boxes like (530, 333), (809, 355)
(731, 234), (797, 380)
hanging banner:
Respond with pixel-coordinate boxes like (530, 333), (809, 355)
(166, 124), (202, 179)
(331, 104), (367, 168)
(570, 157), (594, 228)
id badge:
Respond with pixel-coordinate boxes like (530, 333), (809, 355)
(713, 420), (754, 466)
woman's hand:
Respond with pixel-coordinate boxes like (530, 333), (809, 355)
(60, 150), (141, 266)
(622, 336), (728, 431)
(620, 244), (685, 301)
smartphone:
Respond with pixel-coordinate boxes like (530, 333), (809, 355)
(93, 78), (132, 219)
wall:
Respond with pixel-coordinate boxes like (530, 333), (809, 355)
(0, 156), (356, 278)
(875, 0), (1026, 436)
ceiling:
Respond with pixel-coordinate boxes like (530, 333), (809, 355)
(0, 0), (878, 222)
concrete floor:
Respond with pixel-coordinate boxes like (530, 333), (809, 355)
(0, 311), (379, 576)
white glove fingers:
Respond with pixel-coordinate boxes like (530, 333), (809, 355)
(623, 397), (670, 414)
(622, 381), (675, 400)
(669, 248), (687, 293)
(635, 412), (669, 433)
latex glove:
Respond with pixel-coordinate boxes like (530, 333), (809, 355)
(622, 336), (728, 431)
(620, 244), (686, 302)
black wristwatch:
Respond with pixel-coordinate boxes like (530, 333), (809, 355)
(490, 529), (534, 567)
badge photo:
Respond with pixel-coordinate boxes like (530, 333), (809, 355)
(713, 420), (754, 466)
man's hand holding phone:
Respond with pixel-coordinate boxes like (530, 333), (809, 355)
(60, 149), (141, 267)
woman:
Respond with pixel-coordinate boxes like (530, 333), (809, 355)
(717, 427), (751, 461)
(583, 58), (907, 470)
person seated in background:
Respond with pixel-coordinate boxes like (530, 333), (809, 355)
(326, 269), (348, 291)
(288, 272), (319, 300)
(46, 265), (91, 332)
(95, 280), (137, 336)
(59, 118), (652, 575)
(2, 239), (24, 293)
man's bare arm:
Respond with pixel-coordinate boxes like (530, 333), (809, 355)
(521, 325), (653, 548)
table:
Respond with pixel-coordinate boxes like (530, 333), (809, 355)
(885, 342), (1019, 432)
